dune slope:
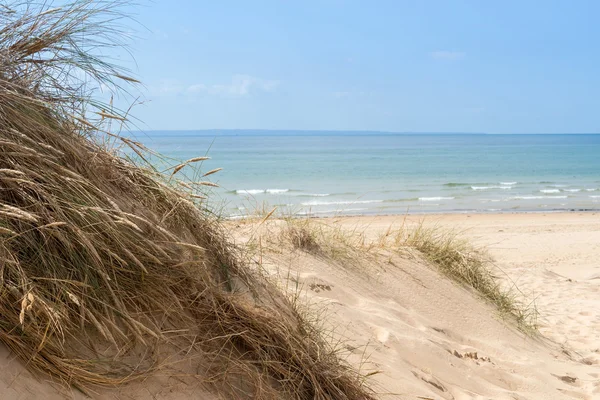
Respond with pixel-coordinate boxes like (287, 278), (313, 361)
(237, 217), (600, 400)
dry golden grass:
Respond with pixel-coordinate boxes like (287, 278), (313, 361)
(0, 2), (375, 399)
(272, 214), (537, 332)
(400, 224), (538, 331)
(280, 218), (371, 266)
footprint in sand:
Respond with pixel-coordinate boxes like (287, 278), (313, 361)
(551, 373), (580, 387)
(451, 349), (492, 363)
(411, 369), (447, 394)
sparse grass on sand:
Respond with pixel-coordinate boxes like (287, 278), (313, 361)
(265, 214), (537, 332)
(0, 2), (375, 399)
(401, 224), (538, 331)
(282, 218), (368, 263)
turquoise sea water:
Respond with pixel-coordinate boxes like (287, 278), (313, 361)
(132, 131), (600, 217)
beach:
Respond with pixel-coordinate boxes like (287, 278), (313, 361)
(335, 212), (600, 357)
(234, 211), (600, 399)
(3, 210), (600, 398)
(3, 2), (600, 399)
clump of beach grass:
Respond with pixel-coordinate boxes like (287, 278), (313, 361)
(285, 219), (322, 254)
(401, 224), (538, 330)
(0, 2), (375, 399)
(280, 217), (372, 266)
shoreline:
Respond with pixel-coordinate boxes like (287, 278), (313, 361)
(309, 207), (600, 218)
(228, 207), (600, 221)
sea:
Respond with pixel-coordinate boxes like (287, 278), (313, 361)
(128, 131), (600, 218)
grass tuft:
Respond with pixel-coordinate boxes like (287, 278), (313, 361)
(285, 220), (322, 254)
(280, 218), (371, 265)
(403, 224), (538, 331)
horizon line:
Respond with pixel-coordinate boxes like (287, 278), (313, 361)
(128, 129), (600, 135)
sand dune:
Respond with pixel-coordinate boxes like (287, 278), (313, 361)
(2, 213), (600, 399)
(329, 213), (600, 398)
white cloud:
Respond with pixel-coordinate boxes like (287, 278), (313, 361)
(429, 51), (465, 61)
(186, 84), (206, 93)
(187, 75), (279, 97)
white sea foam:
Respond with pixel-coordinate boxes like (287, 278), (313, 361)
(296, 208), (368, 215)
(540, 189), (560, 194)
(265, 188), (289, 194)
(307, 193), (330, 197)
(419, 197), (455, 201)
(499, 182), (517, 185)
(586, 188), (598, 192)
(563, 189), (581, 192)
(590, 195), (600, 199)
(471, 186), (512, 190)
(235, 188), (289, 195)
(228, 214), (249, 220)
(301, 199), (383, 206)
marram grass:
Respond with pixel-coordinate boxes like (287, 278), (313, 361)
(0, 1), (375, 398)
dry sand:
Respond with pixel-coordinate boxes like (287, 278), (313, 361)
(2, 212), (599, 399)
(327, 212), (600, 399)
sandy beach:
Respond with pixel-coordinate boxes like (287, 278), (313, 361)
(3, 212), (600, 399)
(337, 213), (600, 353)
(3, 2), (600, 399)
(249, 212), (600, 399)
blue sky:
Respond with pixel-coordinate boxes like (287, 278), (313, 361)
(110, 0), (600, 133)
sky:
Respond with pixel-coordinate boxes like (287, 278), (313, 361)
(105, 0), (600, 133)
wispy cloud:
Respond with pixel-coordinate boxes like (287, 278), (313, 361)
(429, 51), (465, 61)
(186, 84), (206, 93)
(186, 75), (279, 97)
(149, 75), (279, 98)
(151, 80), (185, 95)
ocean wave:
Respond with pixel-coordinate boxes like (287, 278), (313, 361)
(444, 182), (483, 187)
(301, 199), (383, 206)
(227, 214), (249, 220)
(419, 197), (455, 201)
(266, 188), (289, 194)
(471, 186), (512, 190)
(563, 189), (581, 192)
(296, 208), (368, 215)
(235, 188), (289, 195)
(297, 192), (354, 197)
(586, 188), (598, 192)
(590, 195), (600, 199)
(387, 197), (419, 202)
(499, 181), (517, 185)
(510, 195), (568, 200)
(540, 189), (560, 194)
